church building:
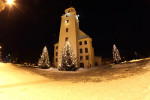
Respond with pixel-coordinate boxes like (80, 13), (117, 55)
(54, 7), (101, 68)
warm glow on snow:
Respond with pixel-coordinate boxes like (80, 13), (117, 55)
(1, 61), (150, 100)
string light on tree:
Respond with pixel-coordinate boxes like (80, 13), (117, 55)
(38, 46), (50, 69)
(113, 44), (121, 64)
(58, 41), (77, 71)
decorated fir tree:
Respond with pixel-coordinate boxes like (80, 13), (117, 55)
(38, 46), (50, 68)
(58, 41), (77, 71)
(113, 44), (121, 64)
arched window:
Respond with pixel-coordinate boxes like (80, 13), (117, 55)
(79, 41), (82, 45)
(65, 20), (69, 23)
(65, 37), (68, 41)
(56, 58), (58, 62)
(66, 28), (69, 32)
(84, 41), (87, 45)
(86, 55), (89, 60)
(80, 56), (83, 61)
(80, 48), (83, 53)
(85, 48), (88, 53)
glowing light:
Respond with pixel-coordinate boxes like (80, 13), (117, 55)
(7, 0), (14, 5)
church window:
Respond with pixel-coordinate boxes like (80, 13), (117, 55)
(65, 20), (69, 23)
(79, 41), (82, 45)
(56, 46), (58, 49)
(80, 56), (83, 61)
(56, 52), (58, 56)
(80, 48), (83, 53)
(65, 37), (68, 41)
(86, 55), (89, 60)
(56, 58), (58, 62)
(66, 13), (70, 17)
(85, 48), (88, 53)
(66, 28), (69, 32)
(84, 41), (87, 45)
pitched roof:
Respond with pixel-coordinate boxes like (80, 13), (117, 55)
(78, 30), (90, 40)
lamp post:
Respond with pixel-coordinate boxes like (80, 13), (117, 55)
(0, 0), (14, 13)
(0, 46), (2, 62)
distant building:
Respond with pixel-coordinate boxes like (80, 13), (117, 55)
(54, 7), (101, 68)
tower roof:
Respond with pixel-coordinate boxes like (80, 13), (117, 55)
(65, 7), (76, 14)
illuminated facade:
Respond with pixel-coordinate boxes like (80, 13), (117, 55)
(54, 7), (101, 68)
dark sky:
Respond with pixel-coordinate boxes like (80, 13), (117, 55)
(0, 0), (149, 63)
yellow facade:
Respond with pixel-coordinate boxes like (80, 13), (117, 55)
(54, 7), (100, 68)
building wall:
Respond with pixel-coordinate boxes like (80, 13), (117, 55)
(78, 38), (94, 68)
(94, 56), (102, 66)
(54, 43), (58, 67)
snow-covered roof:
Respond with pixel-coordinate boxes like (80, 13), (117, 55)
(78, 30), (90, 40)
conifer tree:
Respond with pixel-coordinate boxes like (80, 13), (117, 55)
(38, 46), (50, 68)
(113, 44), (121, 63)
(58, 41), (77, 71)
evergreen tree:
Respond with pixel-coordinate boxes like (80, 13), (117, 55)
(38, 46), (50, 68)
(58, 41), (77, 71)
(113, 44), (121, 63)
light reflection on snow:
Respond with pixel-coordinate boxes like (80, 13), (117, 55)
(0, 62), (150, 100)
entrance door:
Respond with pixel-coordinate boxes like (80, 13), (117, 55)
(80, 63), (84, 68)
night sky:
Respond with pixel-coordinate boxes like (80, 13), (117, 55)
(0, 0), (149, 63)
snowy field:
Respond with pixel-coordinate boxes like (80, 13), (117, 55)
(1, 59), (150, 100)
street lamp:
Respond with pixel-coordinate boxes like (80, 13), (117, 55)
(7, 0), (14, 5)
(0, 46), (2, 62)
(0, 0), (15, 13)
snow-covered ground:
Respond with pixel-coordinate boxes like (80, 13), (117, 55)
(0, 59), (150, 100)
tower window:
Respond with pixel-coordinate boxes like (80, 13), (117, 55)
(56, 58), (58, 62)
(56, 46), (58, 49)
(80, 56), (83, 61)
(86, 55), (89, 60)
(65, 37), (68, 41)
(84, 41), (87, 45)
(80, 48), (83, 53)
(79, 41), (82, 45)
(85, 48), (88, 53)
(67, 11), (70, 13)
(65, 20), (69, 23)
(56, 52), (58, 56)
(66, 28), (69, 32)
(66, 13), (70, 17)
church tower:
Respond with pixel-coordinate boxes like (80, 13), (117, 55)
(57, 7), (79, 67)
(53, 7), (101, 68)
